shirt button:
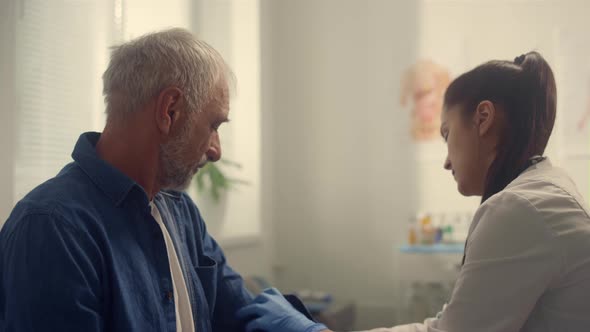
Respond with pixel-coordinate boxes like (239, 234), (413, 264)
(166, 291), (173, 301)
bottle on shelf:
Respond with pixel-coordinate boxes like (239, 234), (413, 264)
(433, 213), (444, 244)
(442, 224), (454, 244)
(420, 214), (435, 245)
(408, 217), (418, 245)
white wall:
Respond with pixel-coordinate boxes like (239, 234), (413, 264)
(261, 0), (420, 327)
(125, 0), (191, 39)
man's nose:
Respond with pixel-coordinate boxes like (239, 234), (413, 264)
(206, 132), (222, 162)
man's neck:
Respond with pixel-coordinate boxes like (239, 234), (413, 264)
(95, 119), (161, 200)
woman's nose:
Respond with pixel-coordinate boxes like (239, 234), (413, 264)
(443, 155), (452, 170)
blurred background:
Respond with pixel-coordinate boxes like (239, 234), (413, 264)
(1, 0), (590, 329)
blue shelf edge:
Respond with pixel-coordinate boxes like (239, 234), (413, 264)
(399, 244), (464, 254)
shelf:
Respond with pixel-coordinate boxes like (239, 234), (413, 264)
(399, 243), (464, 254)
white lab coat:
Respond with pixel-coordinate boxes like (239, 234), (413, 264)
(368, 159), (590, 332)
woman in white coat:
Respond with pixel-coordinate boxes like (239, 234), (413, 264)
(236, 51), (590, 332)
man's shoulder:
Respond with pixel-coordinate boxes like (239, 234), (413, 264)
(20, 162), (95, 207)
(4, 162), (102, 232)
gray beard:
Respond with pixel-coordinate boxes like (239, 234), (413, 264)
(159, 140), (195, 192)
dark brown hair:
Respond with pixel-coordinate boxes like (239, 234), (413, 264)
(444, 51), (557, 202)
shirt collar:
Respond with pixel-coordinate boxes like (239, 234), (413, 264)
(71, 132), (147, 206)
(524, 156), (552, 173)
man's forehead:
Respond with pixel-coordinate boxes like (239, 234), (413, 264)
(217, 80), (230, 103)
(212, 94), (230, 121)
(219, 82), (231, 113)
(218, 90), (230, 114)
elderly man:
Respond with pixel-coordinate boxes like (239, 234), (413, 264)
(0, 28), (256, 331)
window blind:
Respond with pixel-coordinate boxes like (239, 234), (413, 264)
(14, 0), (110, 201)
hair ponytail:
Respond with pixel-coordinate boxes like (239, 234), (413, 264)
(517, 52), (557, 157)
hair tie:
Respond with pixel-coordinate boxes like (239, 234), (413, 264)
(514, 54), (526, 65)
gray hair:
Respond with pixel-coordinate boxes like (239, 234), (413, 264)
(102, 28), (234, 117)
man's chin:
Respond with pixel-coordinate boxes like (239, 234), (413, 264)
(162, 177), (193, 192)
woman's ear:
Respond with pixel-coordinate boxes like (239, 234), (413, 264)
(474, 100), (496, 137)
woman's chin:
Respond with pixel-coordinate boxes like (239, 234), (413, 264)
(457, 183), (475, 197)
(457, 185), (483, 197)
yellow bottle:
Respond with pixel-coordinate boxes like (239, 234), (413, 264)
(408, 223), (417, 245)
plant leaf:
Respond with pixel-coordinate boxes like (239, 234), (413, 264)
(192, 157), (249, 204)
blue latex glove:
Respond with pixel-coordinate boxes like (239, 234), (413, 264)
(236, 288), (328, 332)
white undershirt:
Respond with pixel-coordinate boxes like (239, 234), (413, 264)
(150, 202), (195, 332)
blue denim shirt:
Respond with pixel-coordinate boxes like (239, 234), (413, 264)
(0, 132), (253, 332)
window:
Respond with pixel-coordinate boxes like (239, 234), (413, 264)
(13, 0), (111, 201)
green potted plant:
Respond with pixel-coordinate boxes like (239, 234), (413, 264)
(194, 158), (249, 202)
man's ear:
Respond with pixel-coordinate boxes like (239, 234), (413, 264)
(155, 87), (184, 136)
(474, 100), (496, 137)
